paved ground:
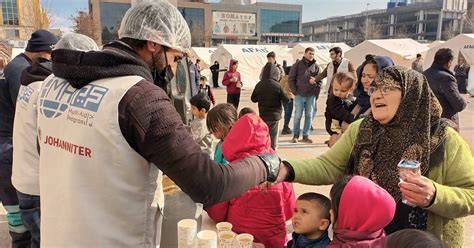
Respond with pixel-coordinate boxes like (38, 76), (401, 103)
(1, 88), (473, 247)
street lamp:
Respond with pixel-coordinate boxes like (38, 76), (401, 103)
(365, 3), (370, 40)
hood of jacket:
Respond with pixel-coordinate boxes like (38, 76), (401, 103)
(222, 113), (274, 163)
(261, 63), (280, 82)
(20, 57), (52, 86)
(228, 59), (238, 72)
(51, 41), (153, 89)
(329, 176), (395, 247)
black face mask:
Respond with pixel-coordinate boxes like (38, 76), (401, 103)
(152, 49), (175, 95)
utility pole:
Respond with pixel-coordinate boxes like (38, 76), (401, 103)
(365, 3), (370, 40)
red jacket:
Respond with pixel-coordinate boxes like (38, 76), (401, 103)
(222, 59), (242, 94)
(206, 114), (296, 248)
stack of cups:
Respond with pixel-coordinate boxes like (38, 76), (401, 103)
(216, 222), (234, 248)
(197, 230), (217, 248)
(236, 233), (254, 248)
(178, 219), (197, 248)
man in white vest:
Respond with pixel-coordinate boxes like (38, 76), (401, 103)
(36, 1), (281, 247)
(12, 33), (99, 247)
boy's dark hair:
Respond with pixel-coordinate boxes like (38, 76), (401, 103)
(238, 107), (256, 118)
(416, 53), (422, 58)
(200, 76), (207, 81)
(196, 59), (201, 63)
(386, 229), (448, 248)
(190, 93), (211, 112)
(305, 47), (315, 53)
(332, 71), (355, 89)
(206, 103), (237, 137)
(329, 46), (342, 55)
(298, 193), (331, 221)
(267, 51), (276, 59)
(434, 48), (454, 66)
(330, 175), (353, 225)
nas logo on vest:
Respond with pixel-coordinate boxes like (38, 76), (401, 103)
(17, 85), (35, 106)
(39, 77), (108, 127)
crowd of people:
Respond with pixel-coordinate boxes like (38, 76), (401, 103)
(0, 1), (472, 248)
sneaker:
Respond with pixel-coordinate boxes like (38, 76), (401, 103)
(301, 137), (313, 143)
(291, 137), (299, 143)
(281, 128), (292, 135)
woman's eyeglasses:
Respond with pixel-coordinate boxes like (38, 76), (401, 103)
(367, 85), (401, 96)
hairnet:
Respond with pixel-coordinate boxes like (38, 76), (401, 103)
(118, 0), (191, 53)
(55, 33), (99, 51)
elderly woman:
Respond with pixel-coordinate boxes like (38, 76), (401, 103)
(278, 66), (474, 247)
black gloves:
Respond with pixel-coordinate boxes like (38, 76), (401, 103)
(256, 154), (281, 182)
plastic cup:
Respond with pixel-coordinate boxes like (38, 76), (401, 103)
(177, 219), (197, 248)
(397, 160), (421, 206)
(216, 222), (233, 233)
(217, 231), (235, 248)
(236, 233), (254, 248)
(197, 230), (217, 248)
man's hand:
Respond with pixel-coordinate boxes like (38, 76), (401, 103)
(309, 76), (316, 85)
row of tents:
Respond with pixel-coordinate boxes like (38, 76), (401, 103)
(191, 34), (474, 93)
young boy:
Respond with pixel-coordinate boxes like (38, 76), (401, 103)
(190, 93), (213, 155)
(324, 72), (356, 146)
(288, 193), (331, 248)
(199, 76), (216, 105)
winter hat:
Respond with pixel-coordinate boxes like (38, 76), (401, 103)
(26, 30), (58, 52)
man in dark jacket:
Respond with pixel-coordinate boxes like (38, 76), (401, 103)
(0, 29), (57, 248)
(36, 2), (281, 246)
(251, 63), (289, 150)
(210, 60), (226, 88)
(288, 47), (321, 143)
(424, 48), (467, 127)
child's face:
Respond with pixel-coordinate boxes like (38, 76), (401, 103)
(200, 79), (207, 86)
(292, 200), (330, 239)
(332, 81), (352, 99)
(191, 106), (206, 118)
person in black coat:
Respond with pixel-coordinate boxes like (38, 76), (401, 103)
(251, 63), (290, 150)
(423, 48), (467, 128)
(210, 61), (226, 88)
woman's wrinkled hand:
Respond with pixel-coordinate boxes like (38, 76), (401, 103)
(399, 172), (436, 208)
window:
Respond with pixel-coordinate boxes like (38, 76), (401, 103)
(1, 0), (19, 25)
(5, 29), (19, 38)
(260, 9), (300, 34)
(100, 2), (131, 44)
(396, 12), (418, 23)
(178, 7), (205, 30)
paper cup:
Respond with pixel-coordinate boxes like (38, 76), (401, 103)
(177, 219), (197, 248)
(197, 230), (217, 248)
(236, 233), (254, 248)
(217, 231), (235, 248)
(216, 222), (233, 233)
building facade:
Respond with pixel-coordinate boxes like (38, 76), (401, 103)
(89, 0), (302, 46)
(0, 0), (49, 42)
(303, 0), (468, 46)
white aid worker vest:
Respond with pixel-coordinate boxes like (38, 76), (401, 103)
(12, 81), (43, 195)
(326, 58), (350, 92)
(37, 75), (164, 247)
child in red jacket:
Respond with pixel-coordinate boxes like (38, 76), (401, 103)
(222, 59), (242, 109)
(206, 113), (296, 248)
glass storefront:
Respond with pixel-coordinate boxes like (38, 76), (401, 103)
(100, 2), (130, 44)
(260, 9), (300, 34)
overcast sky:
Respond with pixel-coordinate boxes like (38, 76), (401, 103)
(44, 0), (389, 29)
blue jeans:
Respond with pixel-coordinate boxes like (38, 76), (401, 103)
(283, 99), (294, 130)
(17, 192), (40, 248)
(293, 95), (316, 138)
(311, 97), (319, 124)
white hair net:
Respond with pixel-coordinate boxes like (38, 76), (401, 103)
(55, 33), (99, 51)
(118, 0), (191, 53)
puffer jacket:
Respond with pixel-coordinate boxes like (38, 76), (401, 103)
(206, 114), (296, 248)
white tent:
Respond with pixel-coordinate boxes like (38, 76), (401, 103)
(345, 39), (429, 68)
(289, 42), (352, 69)
(190, 47), (217, 79)
(210, 44), (292, 88)
(424, 34), (474, 95)
(427, 40), (445, 48)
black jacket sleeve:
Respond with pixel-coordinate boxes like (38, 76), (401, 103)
(118, 80), (269, 207)
(251, 83), (259, 103)
(444, 76), (467, 113)
(327, 96), (355, 123)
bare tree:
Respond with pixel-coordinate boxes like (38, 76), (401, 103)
(463, 7), (473, 33)
(189, 23), (211, 47)
(71, 10), (100, 43)
(394, 25), (410, 38)
(22, 0), (54, 34)
(354, 19), (385, 44)
(442, 23), (459, 40)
